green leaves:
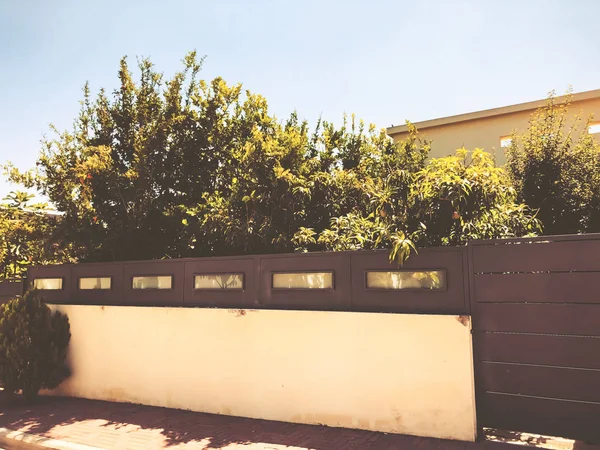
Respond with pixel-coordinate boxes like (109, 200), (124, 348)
(506, 92), (600, 235)
(0, 191), (70, 279)
(409, 148), (540, 247)
(389, 232), (416, 266)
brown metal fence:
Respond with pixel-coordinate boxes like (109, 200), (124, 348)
(26, 247), (469, 315)
(0, 278), (24, 305)
(19, 236), (600, 441)
(469, 234), (600, 442)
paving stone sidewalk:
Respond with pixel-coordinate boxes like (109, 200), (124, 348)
(0, 395), (582, 450)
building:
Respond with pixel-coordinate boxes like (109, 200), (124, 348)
(386, 89), (600, 165)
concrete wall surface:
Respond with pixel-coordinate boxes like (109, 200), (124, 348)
(48, 305), (477, 441)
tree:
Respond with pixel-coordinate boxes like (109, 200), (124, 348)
(0, 290), (71, 401)
(0, 191), (72, 279)
(4, 52), (542, 264)
(506, 92), (600, 235)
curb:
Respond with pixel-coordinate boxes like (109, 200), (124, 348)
(0, 428), (105, 450)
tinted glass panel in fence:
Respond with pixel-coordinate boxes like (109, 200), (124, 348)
(28, 265), (72, 304)
(351, 248), (467, 314)
(79, 277), (112, 290)
(194, 274), (243, 290)
(366, 270), (446, 290)
(33, 278), (63, 290)
(272, 272), (333, 290)
(132, 276), (172, 289)
(260, 253), (350, 310)
(123, 261), (184, 305)
(184, 257), (258, 307)
(72, 262), (123, 305)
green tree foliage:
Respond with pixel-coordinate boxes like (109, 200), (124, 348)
(0, 290), (71, 401)
(409, 149), (541, 246)
(310, 148), (541, 257)
(5, 52), (541, 264)
(0, 192), (73, 279)
(506, 92), (600, 235)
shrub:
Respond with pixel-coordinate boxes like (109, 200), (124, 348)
(506, 92), (600, 235)
(302, 148), (541, 263)
(0, 290), (70, 401)
(409, 148), (542, 246)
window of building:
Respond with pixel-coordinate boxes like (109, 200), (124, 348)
(132, 276), (172, 290)
(194, 274), (243, 290)
(79, 277), (111, 290)
(272, 272), (334, 290)
(33, 278), (63, 290)
(500, 136), (512, 148)
(366, 270), (446, 290)
(589, 122), (600, 134)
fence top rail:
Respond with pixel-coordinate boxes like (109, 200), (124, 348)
(28, 246), (462, 270)
(468, 233), (600, 246)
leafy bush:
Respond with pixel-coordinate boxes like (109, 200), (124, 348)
(305, 148), (541, 262)
(506, 92), (600, 235)
(0, 290), (71, 401)
(409, 148), (541, 246)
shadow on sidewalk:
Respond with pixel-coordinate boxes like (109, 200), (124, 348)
(0, 395), (463, 449)
(2, 393), (599, 449)
(484, 428), (600, 450)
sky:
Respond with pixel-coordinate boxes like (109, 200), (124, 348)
(1, 0), (599, 198)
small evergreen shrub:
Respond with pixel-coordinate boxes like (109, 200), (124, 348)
(0, 290), (70, 401)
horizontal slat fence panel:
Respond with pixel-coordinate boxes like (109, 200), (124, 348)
(471, 233), (600, 245)
(479, 392), (600, 442)
(472, 303), (600, 336)
(470, 235), (600, 441)
(474, 332), (600, 370)
(473, 272), (600, 304)
(472, 239), (600, 273)
(479, 362), (600, 403)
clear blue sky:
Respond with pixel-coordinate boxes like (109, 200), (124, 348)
(1, 0), (599, 197)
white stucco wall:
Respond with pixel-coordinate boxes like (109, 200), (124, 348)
(48, 305), (476, 441)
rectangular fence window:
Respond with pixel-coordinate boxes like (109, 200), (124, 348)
(194, 274), (243, 290)
(33, 278), (63, 290)
(272, 272), (334, 290)
(79, 277), (112, 290)
(366, 270), (446, 290)
(132, 276), (172, 290)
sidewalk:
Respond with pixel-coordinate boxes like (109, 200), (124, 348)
(0, 395), (589, 450)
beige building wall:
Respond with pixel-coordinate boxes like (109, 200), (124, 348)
(47, 305), (477, 442)
(387, 91), (600, 165)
